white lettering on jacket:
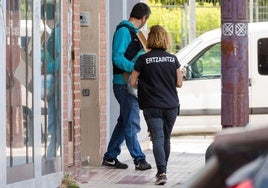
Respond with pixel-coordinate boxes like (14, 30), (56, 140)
(145, 56), (175, 64)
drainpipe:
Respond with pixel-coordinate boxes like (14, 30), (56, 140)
(221, 0), (249, 128)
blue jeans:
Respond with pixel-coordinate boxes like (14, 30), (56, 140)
(143, 107), (178, 174)
(47, 92), (61, 158)
(104, 84), (145, 162)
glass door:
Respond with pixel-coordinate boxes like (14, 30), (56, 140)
(40, 0), (62, 175)
(6, 0), (62, 183)
(6, 0), (34, 183)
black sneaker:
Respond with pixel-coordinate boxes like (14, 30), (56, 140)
(135, 159), (152, 171)
(102, 158), (128, 169)
(155, 173), (167, 185)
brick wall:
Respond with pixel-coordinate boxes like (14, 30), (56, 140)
(62, 0), (81, 172)
(72, 0), (82, 169)
(99, 0), (107, 159)
(62, 0), (107, 170)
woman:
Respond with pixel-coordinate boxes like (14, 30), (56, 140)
(130, 25), (183, 185)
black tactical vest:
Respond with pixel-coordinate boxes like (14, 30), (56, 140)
(113, 24), (143, 74)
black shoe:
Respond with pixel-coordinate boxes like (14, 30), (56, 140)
(102, 158), (128, 169)
(155, 173), (167, 185)
(135, 159), (152, 171)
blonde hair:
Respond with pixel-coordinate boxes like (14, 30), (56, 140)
(146, 25), (171, 50)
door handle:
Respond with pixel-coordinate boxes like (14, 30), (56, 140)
(248, 78), (252, 87)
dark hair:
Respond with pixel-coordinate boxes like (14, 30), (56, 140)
(41, 3), (55, 19)
(130, 2), (151, 19)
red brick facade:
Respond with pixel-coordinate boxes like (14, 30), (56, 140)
(99, 0), (107, 158)
(72, 0), (82, 170)
(62, 0), (107, 171)
(62, 0), (82, 171)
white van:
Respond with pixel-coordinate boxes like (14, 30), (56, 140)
(176, 22), (268, 115)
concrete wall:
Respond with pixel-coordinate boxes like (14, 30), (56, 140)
(80, 0), (150, 166)
(80, 0), (101, 165)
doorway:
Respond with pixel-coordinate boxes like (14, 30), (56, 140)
(5, 0), (63, 185)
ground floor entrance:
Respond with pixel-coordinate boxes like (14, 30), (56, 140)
(0, 0), (65, 187)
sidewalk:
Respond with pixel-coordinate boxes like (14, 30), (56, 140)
(74, 114), (268, 187)
(75, 135), (214, 188)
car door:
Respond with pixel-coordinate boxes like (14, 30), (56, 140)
(249, 33), (268, 114)
(178, 43), (221, 115)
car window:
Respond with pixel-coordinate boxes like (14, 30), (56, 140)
(188, 43), (221, 79)
(258, 38), (268, 75)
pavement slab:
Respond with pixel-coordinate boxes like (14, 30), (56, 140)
(76, 136), (213, 188)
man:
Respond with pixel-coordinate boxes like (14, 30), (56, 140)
(102, 2), (152, 170)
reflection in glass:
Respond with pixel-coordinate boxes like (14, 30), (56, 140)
(6, 0), (34, 182)
(41, 0), (62, 174)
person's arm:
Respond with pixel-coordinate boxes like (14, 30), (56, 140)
(176, 68), (183, 88)
(54, 25), (61, 72)
(112, 27), (134, 72)
(130, 70), (140, 88)
(42, 25), (60, 74)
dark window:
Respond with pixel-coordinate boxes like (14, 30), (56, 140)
(258, 38), (268, 75)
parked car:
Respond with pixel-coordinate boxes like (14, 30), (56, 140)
(176, 22), (268, 115)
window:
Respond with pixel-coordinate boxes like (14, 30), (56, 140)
(186, 43), (221, 79)
(258, 38), (268, 75)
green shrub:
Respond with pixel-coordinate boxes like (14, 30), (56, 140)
(147, 1), (221, 52)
